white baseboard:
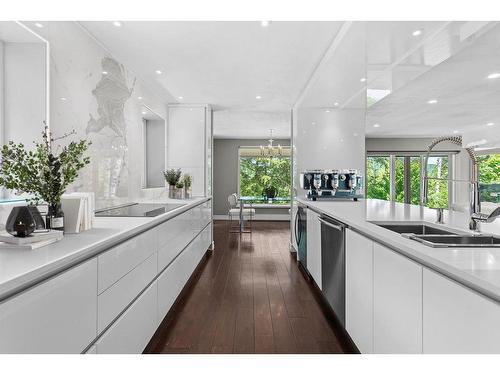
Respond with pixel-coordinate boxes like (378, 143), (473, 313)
(214, 214), (290, 221)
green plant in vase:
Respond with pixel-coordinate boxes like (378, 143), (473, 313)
(164, 168), (182, 198)
(0, 125), (91, 231)
(182, 174), (192, 198)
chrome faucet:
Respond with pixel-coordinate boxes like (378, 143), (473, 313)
(422, 135), (481, 228)
(470, 207), (500, 231)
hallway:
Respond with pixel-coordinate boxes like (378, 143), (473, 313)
(146, 220), (352, 354)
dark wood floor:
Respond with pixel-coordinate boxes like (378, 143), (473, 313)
(146, 220), (353, 354)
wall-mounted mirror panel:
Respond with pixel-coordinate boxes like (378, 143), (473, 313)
(0, 21), (48, 201)
(141, 106), (166, 189)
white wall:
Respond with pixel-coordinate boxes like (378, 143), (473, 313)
(3, 42), (46, 147)
(295, 108), (366, 193)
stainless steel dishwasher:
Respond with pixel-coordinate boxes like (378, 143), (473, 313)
(319, 215), (346, 327)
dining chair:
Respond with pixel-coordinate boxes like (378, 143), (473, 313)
(227, 193), (255, 232)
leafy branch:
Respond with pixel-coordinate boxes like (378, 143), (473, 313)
(0, 125), (91, 205)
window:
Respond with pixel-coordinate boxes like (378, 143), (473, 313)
(239, 147), (291, 205)
(366, 153), (451, 208)
(478, 153), (500, 205)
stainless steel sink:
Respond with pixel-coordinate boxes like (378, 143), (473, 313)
(371, 221), (500, 248)
(408, 234), (500, 248)
(374, 223), (457, 236)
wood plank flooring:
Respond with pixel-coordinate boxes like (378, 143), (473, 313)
(145, 220), (354, 354)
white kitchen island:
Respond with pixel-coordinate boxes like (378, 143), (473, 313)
(0, 197), (212, 354)
(298, 197), (500, 354)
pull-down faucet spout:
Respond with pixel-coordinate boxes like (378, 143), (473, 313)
(421, 135), (481, 230)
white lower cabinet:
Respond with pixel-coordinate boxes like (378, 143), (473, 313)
(158, 223), (211, 318)
(96, 281), (158, 354)
(345, 229), (373, 353)
(98, 253), (157, 333)
(423, 268), (500, 354)
(373, 243), (422, 353)
(306, 209), (322, 289)
(0, 259), (98, 353)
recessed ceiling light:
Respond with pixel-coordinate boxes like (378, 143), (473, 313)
(137, 96), (143, 100)
(260, 21), (269, 27)
(373, 123), (380, 128)
(178, 96), (183, 100)
(427, 99), (438, 104)
(353, 133), (358, 137)
(34, 22), (43, 28)
(325, 110), (331, 113)
(112, 21), (122, 27)
(360, 77), (367, 83)
(141, 111), (147, 115)
(102, 71), (108, 75)
(311, 122), (316, 125)
(256, 95), (262, 100)
(60, 97), (67, 101)
(486, 122), (495, 126)
(487, 72), (500, 79)
(453, 130), (459, 134)
(412, 29), (422, 36)
(333, 102), (339, 106)
(155, 70), (162, 75)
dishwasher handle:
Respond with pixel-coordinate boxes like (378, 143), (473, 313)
(318, 217), (344, 231)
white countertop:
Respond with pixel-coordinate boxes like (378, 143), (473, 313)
(298, 197), (500, 303)
(0, 197), (211, 301)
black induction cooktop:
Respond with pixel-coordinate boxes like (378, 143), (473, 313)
(95, 203), (185, 217)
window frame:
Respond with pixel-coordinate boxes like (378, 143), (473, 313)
(237, 146), (292, 207)
(366, 151), (457, 207)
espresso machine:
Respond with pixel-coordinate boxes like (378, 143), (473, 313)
(300, 169), (363, 201)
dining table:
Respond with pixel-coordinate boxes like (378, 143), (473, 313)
(236, 196), (291, 233)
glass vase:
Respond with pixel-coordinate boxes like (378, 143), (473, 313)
(46, 203), (65, 231)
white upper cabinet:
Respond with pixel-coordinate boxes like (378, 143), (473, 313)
(345, 229), (373, 353)
(306, 209), (322, 289)
(373, 243), (422, 354)
(423, 268), (500, 354)
(167, 105), (212, 197)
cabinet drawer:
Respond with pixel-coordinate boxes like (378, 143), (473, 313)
(96, 281), (158, 354)
(0, 259), (98, 353)
(158, 211), (194, 271)
(98, 229), (157, 294)
(98, 253), (157, 333)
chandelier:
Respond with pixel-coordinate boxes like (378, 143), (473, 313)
(260, 129), (283, 157)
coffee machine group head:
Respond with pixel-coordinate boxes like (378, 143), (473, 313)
(300, 169), (363, 201)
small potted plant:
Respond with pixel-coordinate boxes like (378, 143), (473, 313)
(174, 180), (184, 199)
(182, 174), (192, 199)
(0, 125), (91, 231)
(263, 185), (278, 200)
(164, 168), (181, 198)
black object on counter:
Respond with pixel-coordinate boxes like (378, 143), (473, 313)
(6, 206), (37, 237)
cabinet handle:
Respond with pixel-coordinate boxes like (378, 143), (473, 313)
(318, 217), (344, 231)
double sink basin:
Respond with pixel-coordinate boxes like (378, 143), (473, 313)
(371, 222), (500, 248)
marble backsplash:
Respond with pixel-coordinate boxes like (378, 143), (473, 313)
(14, 21), (171, 210)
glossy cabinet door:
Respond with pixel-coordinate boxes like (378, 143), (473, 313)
(98, 253), (157, 333)
(306, 209), (322, 289)
(373, 243), (422, 353)
(98, 228), (157, 294)
(168, 105), (208, 197)
(96, 281), (158, 354)
(423, 268), (500, 354)
(345, 229), (373, 353)
(0, 259), (98, 353)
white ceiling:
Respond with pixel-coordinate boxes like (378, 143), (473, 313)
(80, 21), (343, 139)
(366, 21), (500, 137)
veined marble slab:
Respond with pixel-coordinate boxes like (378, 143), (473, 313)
(0, 197), (211, 302)
(298, 197), (500, 303)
